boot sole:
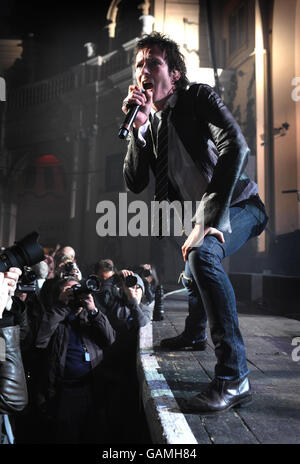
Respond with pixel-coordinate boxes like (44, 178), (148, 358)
(185, 394), (252, 415)
(233, 396), (253, 409)
(160, 343), (207, 351)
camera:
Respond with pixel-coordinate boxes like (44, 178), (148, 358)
(0, 231), (45, 273)
(123, 273), (144, 294)
(141, 268), (151, 278)
(62, 261), (77, 274)
(17, 267), (37, 293)
(124, 275), (138, 288)
(134, 266), (151, 279)
(71, 275), (101, 307)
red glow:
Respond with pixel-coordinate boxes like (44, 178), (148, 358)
(35, 154), (61, 167)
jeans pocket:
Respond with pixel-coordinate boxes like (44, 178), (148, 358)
(245, 203), (268, 235)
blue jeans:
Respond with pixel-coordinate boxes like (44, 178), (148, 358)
(182, 196), (268, 380)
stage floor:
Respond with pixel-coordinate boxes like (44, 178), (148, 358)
(138, 290), (300, 444)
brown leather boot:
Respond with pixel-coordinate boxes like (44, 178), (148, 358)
(185, 376), (252, 413)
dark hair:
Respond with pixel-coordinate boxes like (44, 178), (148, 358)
(51, 276), (80, 303)
(134, 32), (189, 90)
(57, 276), (80, 293)
(95, 259), (114, 273)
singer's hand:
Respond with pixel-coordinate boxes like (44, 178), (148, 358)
(181, 225), (225, 262)
(122, 84), (153, 129)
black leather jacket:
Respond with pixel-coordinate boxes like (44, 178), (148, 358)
(123, 83), (257, 233)
(35, 303), (115, 405)
(0, 325), (28, 414)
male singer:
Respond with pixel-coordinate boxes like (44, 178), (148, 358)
(122, 32), (268, 413)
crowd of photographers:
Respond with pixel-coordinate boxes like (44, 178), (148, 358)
(0, 239), (163, 444)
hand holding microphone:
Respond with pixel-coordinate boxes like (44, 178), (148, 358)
(119, 83), (153, 139)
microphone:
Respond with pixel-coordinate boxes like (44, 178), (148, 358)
(118, 83), (153, 139)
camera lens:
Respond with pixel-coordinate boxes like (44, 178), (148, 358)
(0, 231), (45, 272)
(23, 269), (37, 284)
(125, 275), (138, 288)
(85, 275), (101, 292)
(64, 262), (75, 272)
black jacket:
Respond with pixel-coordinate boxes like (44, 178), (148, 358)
(0, 325), (28, 414)
(35, 303), (115, 404)
(123, 83), (255, 233)
(96, 292), (152, 378)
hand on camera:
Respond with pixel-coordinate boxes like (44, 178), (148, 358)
(0, 267), (22, 318)
(117, 269), (134, 279)
(122, 282), (143, 305)
(77, 294), (97, 313)
(15, 291), (27, 302)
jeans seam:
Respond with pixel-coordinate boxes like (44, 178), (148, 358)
(187, 204), (257, 379)
(201, 206), (249, 262)
(193, 259), (248, 379)
(214, 262), (242, 379)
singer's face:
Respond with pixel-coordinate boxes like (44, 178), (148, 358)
(135, 46), (177, 104)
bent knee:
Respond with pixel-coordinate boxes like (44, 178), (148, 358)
(188, 236), (224, 267)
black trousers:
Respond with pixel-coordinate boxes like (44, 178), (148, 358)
(54, 380), (106, 444)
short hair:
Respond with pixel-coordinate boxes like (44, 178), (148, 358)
(95, 259), (114, 274)
(57, 276), (80, 293)
(134, 31), (189, 90)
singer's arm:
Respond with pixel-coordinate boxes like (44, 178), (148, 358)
(123, 126), (155, 194)
(122, 84), (155, 193)
(121, 84), (152, 130)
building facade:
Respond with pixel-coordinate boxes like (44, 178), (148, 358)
(0, 0), (299, 283)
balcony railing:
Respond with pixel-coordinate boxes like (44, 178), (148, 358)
(7, 38), (137, 111)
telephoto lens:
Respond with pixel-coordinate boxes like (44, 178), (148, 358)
(0, 231), (45, 272)
(84, 275), (101, 293)
(72, 275), (101, 297)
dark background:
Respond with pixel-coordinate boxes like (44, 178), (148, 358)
(1, 0), (112, 77)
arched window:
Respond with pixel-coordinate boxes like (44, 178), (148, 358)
(23, 154), (65, 196)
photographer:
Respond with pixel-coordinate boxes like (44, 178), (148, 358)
(11, 265), (49, 444)
(94, 259), (138, 314)
(55, 254), (81, 280)
(97, 272), (152, 335)
(133, 263), (159, 305)
(15, 262), (49, 364)
(8, 263), (52, 352)
(95, 258), (132, 285)
(0, 268), (28, 444)
(35, 276), (115, 444)
(31, 261), (49, 297)
(94, 259), (120, 309)
(98, 272), (152, 443)
(39, 252), (81, 312)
